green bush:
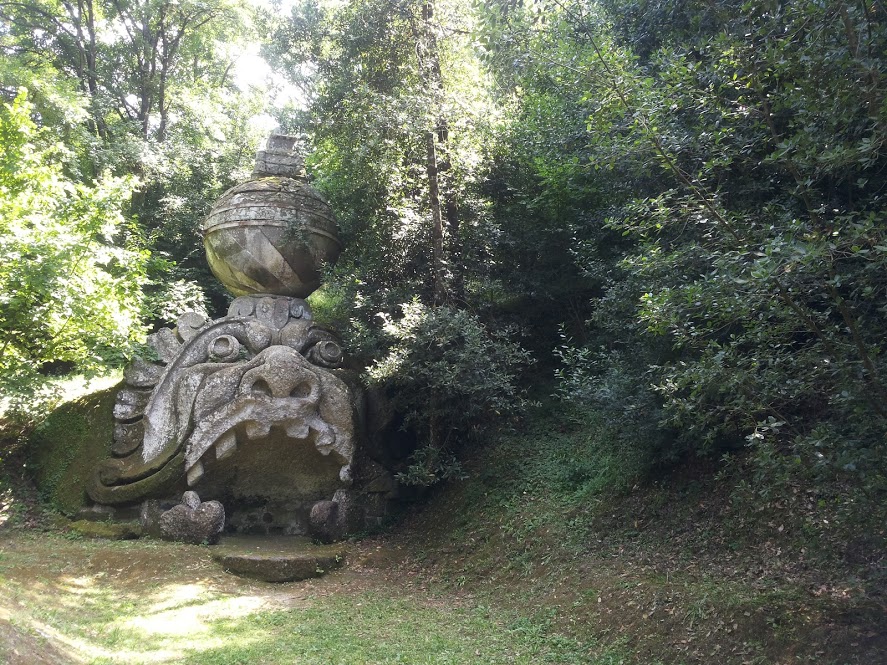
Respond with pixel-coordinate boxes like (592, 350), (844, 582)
(0, 90), (147, 420)
(367, 301), (532, 485)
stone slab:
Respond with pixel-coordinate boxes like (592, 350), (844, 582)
(211, 535), (345, 582)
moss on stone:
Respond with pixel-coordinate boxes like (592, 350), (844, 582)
(68, 519), (142, 540)
(88, 451), (186, 505)
(28, 384), (120, 515)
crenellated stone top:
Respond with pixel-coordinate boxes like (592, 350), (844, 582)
(252, 133), (307, 180)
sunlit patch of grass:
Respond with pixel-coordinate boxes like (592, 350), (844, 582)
(0, 533), (607, 665)
(55, 373), (123, 404)
(175, 594), (595, 665)
(120, 585), (271, 639)
(0, 372), (122, 423)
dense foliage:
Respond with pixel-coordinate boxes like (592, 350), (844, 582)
(0, 91), (145, 410)
(0, 0), (267, 417)
(476, 0), (887, 507)
(3, 0), (886, 513)
(264, 0), (538, 481)
(367, 301), (532, 484)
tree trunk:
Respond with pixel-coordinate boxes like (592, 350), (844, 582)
(426, 129), (447, 306)
(419, 1), (462, 305)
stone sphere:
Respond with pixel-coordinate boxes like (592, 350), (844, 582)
(202, 176), (341, 298)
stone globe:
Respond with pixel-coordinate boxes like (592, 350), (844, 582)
(201, 134), (342, 298)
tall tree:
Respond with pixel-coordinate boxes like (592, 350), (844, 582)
(2, 0), (270, 318)
(1, 0), (247, 146)
(265, 0), (493, 316)
(264, 0), (531, 482)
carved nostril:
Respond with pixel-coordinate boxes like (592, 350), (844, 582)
(291, 382), (312, 398)
(251, 379), (273, 397)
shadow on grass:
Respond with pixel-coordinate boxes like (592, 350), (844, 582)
(0, 533), (619, 665)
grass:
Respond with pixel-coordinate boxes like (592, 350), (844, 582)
(0, 532), (621, 665)
(2, 390), (885, 664)
(173, 597), (585, 665)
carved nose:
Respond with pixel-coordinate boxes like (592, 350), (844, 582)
(239, 347), (320, 401)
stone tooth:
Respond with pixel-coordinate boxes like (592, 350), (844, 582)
(315, 428), (335, 451)
(186, 461), (204, 487)
(245, 421), (271, 439)
(285, 421), (310, 439)
(215, 431), (238, 461)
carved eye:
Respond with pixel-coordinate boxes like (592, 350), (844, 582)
(209, 335), (241, 361)
(291, 382), (312, 398)
(317, 340), (342, 364)
(306, 339), (343, 367)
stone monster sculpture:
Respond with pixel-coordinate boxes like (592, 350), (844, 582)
(87, 135), (393, 539)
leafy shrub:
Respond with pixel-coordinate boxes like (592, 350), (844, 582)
(367, 301), (532, 485)
(143, 277), (209, 325)
(0, 90), (147, 421)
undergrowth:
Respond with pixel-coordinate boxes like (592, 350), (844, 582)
(398, 401), (887, 664)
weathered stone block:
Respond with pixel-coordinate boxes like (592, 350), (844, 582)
(309, 500), (341, 543)
(147, 328), (181, 364)
(124, 357), (164, 388)
(212, 548), (343, 582)
(112, 421), (144, 457)
(113, 389), (151, 421)
(159, 492), (225, 545)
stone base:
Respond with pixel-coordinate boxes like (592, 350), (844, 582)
(210, 535), (345, 582)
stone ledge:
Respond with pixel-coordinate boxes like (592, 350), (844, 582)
(211, 535), (346, 582)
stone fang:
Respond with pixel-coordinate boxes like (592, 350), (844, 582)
(215, 431), (237, 460)
(186, 461), (204, 487)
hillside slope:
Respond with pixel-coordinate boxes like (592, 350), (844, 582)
(391, 406), (887, 664)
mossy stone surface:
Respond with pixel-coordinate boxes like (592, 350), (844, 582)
(28, 384), (119, 515)
(68, 519), (142, 540)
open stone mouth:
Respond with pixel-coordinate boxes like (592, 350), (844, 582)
(181, 346), (354, 488)
(183, 398), (348, 487)
(89, 304), (357, 511)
